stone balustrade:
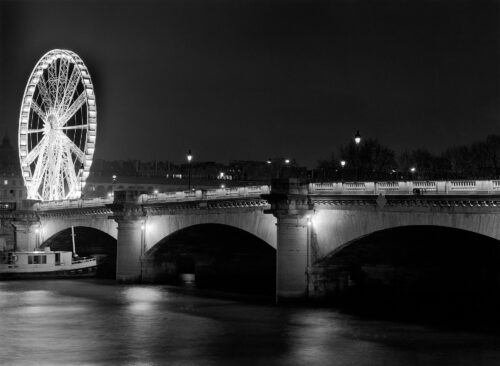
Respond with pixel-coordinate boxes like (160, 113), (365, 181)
(309, 180), (500, 195)
(34, 185), (271, 210)
(139, 185), (270, 204)
(31, 181), (500, 211)
(36, 196), (114, 211)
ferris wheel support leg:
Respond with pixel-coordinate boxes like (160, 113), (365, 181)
(12, 220), (41, 252)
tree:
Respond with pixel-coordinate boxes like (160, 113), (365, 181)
(316, 153), (339, 181)
(339, 138), (396, 180)
(398, 149), (443, 180)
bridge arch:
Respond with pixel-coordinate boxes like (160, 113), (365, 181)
(41, 225), (117, 278)
(39, 216), (117, 244)
(142, 223), (276, 294)
(142, 210), (276, 252)
(311, 208), (500, 260)
(312, 224), (500, 321)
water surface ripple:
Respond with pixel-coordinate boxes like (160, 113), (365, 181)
(1, 280), (499, 365)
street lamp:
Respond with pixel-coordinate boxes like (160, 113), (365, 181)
(281, 159), (291, 179)
(187, 149), (192, 190)
(410, 167), (416, 180)
(354, 131), (361, 180)
(306, 215), (312, 298)
(140, 222), (146, 278)
(354, 130), (361, 145)
(80, 163), (84, 199)
(340, 160), (346, 182)
(111, 174), (117, 197)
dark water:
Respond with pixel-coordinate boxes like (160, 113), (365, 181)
(1, 280), (500, 366)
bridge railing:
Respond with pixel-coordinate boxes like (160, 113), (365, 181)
(36, 196), (114, 211)
(139, 185), (270, 204)
(34, 180), (500, 210)
(34, 186), (271, 210)
(309, 180), (500, 195)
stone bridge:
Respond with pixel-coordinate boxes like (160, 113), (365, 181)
(7, 179), (500, 302)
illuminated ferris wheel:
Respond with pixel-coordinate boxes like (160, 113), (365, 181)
(18, 49), (97, 201)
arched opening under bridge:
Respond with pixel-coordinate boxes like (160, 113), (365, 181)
(143, 224), (276, 296)
(313, 225), (500, 327)
(42, 226), (117, 278)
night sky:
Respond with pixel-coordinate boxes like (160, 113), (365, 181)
(0, 0), (499, 167)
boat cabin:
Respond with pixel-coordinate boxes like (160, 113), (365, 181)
(2, 248), (73, 267)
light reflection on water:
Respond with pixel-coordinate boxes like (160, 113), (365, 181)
(0, 280), (499, 366)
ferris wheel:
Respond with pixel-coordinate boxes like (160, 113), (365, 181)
(18, 49), (97, 201)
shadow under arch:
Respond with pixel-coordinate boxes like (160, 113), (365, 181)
(313, 225), (500, 327)
(42, 226), (117, 278)
(143, 223), (276, 295)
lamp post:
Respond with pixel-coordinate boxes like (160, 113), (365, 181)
(354, 130), (361, 180)
(187, 149), (192, 190)
(340, 160), (346, 182)
(35, 228), (39, 250)
(78, 163), (84, 207)
(140, 221), (146, 279)
(283, 158), (290, 178)
(80, 163), (84, 199)
(112, 174), (117, 198)
(266, 159), (277, 180)
(410, 167), (416, 180)
(354, 130), (361, 145)
(141, 222), (146, 254)
(306, 215), (312, 298)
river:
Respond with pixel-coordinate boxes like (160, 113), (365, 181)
(1, 280), (499, 365)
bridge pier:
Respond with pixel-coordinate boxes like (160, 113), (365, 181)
(276, 214), (311, 301)
(12, 219), (40, 251)
(115, 218), (144, 282)
(265, 178), (313, 303)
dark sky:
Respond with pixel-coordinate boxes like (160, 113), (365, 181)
(1, 0), (499, 167)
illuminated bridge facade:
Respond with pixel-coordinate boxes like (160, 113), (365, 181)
(7, 179), (500, 301)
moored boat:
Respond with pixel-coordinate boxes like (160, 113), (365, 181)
(0, 247), (97, 279)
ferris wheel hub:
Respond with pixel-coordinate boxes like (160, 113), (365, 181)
(47, 114), (57, 128)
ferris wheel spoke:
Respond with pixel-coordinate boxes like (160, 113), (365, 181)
(64, 146), (79, 193)
(59, 124), (88, 130)
(23, 135), (48, 166)
(47, 61), (58, 105)
(30, 101), (47, 122)
(52, 147), (66, 199)
(57, 67), (81, 115)
(28, 145), (49, 195)
(37, 77), (53, 111)
(58, 91), (87, 127)
(55, 58), (70, 109)
(62, 134), (86, 162)
(43, 146), (59, 200)
(27, 129), (45, 133)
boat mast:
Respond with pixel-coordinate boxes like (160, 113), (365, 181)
(71, 226), (78, 257)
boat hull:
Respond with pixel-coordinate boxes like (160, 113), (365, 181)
(0, 264), (97, 280)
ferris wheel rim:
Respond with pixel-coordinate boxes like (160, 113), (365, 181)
(18, 49), (97, 201)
